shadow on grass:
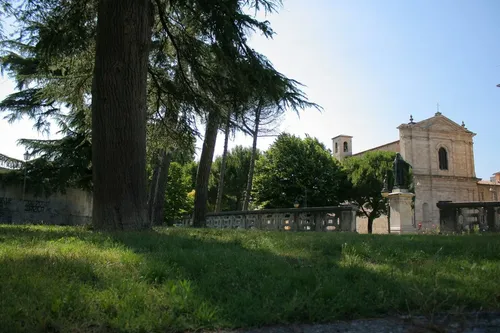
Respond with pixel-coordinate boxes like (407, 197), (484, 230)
(0, 225), (499, 333)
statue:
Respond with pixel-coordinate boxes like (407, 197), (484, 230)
(381, 170), (389, 195)
(393, 153), (411, 190)
(382, 171), (391, 193)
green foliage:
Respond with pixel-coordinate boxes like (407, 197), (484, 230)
(0, 0), (95, 193)
(1, 225), (499, 332)
(342, 151), (397, 221)
(208, 146), (260, 211)
(0, 0), (314, 199)
(253, 133), (347, 208)
(164, 162), (195, 223)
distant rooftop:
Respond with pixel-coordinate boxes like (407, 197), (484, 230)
(331, 135), (353, 140)
(478, 180), (500, 186)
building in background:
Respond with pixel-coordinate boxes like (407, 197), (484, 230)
(333, 112), (500, 230)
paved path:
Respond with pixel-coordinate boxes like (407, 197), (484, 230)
(218, 312), (500, 333)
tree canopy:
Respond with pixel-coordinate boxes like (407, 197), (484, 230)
(209, 145), (261, 211)
(253, 133), (347, 209)
(342, 150), (397, 234)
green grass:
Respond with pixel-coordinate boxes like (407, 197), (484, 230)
(1, 225), (499, 333)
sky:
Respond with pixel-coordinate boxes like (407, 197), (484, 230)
(1, 0), (500, 180)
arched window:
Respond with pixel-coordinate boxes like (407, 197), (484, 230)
(335, 142), (338, 153)
(343, 141), (348, 152)
(438, 147), (448, 170)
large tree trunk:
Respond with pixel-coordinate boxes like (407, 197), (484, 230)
(193, 111), (220, 227)
(147, 150), (173, 225)
(215, 113), (231, 212)
(91, 0), (153, 230)
(242, 107), (261, 211)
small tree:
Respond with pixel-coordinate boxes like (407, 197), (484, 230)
(164, 162), (195, 224)
(253, 133), (347, 208)
(342, 151), (396, 234)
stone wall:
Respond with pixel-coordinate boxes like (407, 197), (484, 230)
(477, 183), (500, 201)
(0, 185), (92, 225)
(356, 215), (389, 234)
(356, 214), (440, 234)
(412, 175), (478, 226)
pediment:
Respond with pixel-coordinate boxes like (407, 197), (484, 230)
(404, 115), (473, 134)
(418, 118), (460, 131)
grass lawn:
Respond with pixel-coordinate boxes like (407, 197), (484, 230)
(1, 225), (499, 333)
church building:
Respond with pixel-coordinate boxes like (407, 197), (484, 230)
(333, 111), (500, 229)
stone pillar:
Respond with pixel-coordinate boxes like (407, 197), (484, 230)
(388, 190), (416, 234)
(340, 208), (357, 232)
(494, 208), (500, 232)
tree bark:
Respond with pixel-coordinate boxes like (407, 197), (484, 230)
(215, 113), (231, 212)
(242, 107), (261, 211)
(368, 216), (374, 234)
(193, 111), (220, 227)
(147, 150), (173, 226)
(91, 0), (153, 230)
(148, 152), (161, 222)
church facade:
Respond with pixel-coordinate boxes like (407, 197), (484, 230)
(333, 112), (500, 229)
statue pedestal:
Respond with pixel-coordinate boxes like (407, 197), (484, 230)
(388, 191), (415, 234)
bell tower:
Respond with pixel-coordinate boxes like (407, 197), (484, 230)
(332, 135), (352, 161)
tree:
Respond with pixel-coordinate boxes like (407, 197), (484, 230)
(239, 69), (321, 211)
(164, 162), (195, 224)
(209, 146), (260, 211)
(342, 151), (396, 234)
(0, 1), (95, 195)
(0, 0), (310, 230)
(253, 133), (347, 208)
(0, 0), (194, 224)
(91, 0), (153, 230)
(190, 14), (318, 226)
(193, 110), (220, 226)
(214, 111), (233, 212)
(241, 98), (271, 211)
(146, 117), (196, 225)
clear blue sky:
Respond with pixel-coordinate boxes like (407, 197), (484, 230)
(1, 0), (500, 180)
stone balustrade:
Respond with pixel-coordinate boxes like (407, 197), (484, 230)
(437, 201), (500, 233)
(177, 205), (358, 232)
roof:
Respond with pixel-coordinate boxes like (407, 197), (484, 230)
(397, 113), (475, 136)
(493, 172), (500, 175)
(477, 180), (500, 186)
(331, 135), (353, 140)
(351, 140), (400, 157)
